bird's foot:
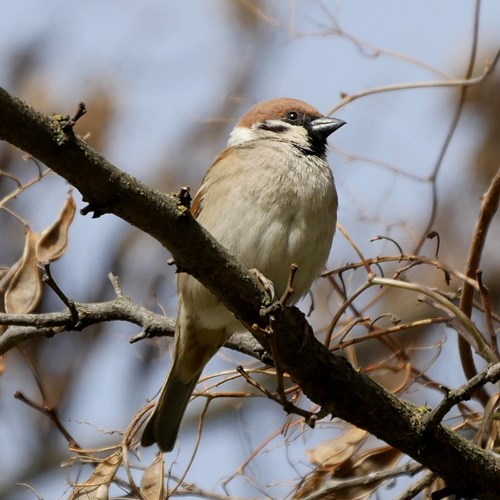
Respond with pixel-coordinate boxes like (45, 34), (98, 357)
(249, 268), (276, 304)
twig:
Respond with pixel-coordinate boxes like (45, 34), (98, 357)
(0, 166), (52, 208)
(71, 102), (87, 123)
(369, 275), (496, 363)
(459, 167), (500, 403)
(14, 390), (81, 449)
(14, 483), (44, 500)
(0, 299), (273, 366)
(15, 344), (48, 402)
(336, 222), (372, 274)
(335, 316), (449, 351)
(0, 169), (22, 187)
(394, 470), (437, 500)
(370, 234), (404, 257)
(477, 270), (498, 356)
(421, 362), (500, 433)
(426, 230), (442, 259)
(280, 263), (299, 304)
(264, 317), (288, 404)
(108, 272), (124, 297)
(237, 365), (280, 404)
(13, 342), (84, 450)
(168, 398), (212, 498)
(324, 254), (480, 290)
(42, 263), (79, 325)
(336, 316), (371, 344)
(327, 49), (500, 114)
(236, 366), (324, 427)
(256, 284), (310, 417)
(244, 1), (452, 79)
(177, 186), (192, 209)
(414, 1), (486, 255)
(324, 281), (372, 347)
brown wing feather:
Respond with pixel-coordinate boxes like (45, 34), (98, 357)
(190, 146), (236, 219)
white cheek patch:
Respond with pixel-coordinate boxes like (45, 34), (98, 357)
(228, 122), (312, 150)
(228, 127), (258, 147)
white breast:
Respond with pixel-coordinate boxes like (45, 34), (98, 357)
(181, 140), (337, 332)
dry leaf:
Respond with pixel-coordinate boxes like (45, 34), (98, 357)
(0, 264), (21, 310)
(36, 193), (76, 263)
(140, 453), (165, 500)
(306, 427), (368, 469)
(299, 433), (403, 500)
(349, 444), (402, 474)
(70, 450), (122, 500)
(5, 230), (42, 314)
(0, 266), (10, 283)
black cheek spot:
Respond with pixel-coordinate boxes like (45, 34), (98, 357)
(258, 123), (288, 133)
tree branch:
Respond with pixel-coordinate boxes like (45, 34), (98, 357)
(0, 297), (174, 354)
(0, 86), (499, 498)
(0, 298), (272, 364)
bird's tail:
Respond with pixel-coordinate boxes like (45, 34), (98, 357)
(141, 372), (199, 452)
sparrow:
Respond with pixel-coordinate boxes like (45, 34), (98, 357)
(141, 97), (345, 452)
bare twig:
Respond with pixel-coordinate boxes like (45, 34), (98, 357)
(14, 390), (81, 449)
(370, 234), (404, 256)
(395, 470), (437, 500)
(422, 362), (500, 433)
(477, 270), (498, 356)
(459, 167), (500, 403)
(336, 222), (372, 274)
(414, 1), (485, 255)
(280, 263), (299, 304)
(324, 253), (480, 289)
(108, 272), (124, 297)
(241, 0), (452, 79)
(324, 281), (372, 347)
(42, 263), (79, 325)
(335, 317), (449, 351)
(368, 275), (496, 363)
(168, 398), (212, 498)
(0, 165), (52, 208)
(236, 366), (324, 427)
(71, 102), (87, 123)
(426, 230), (442, 260)
(327, 50), (500, 114)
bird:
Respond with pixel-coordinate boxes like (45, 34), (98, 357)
(141, 97), (345, 452)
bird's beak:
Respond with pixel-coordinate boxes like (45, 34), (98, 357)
(310, 116), (346, 138)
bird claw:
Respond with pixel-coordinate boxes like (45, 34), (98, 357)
(249, 268), (276, 304)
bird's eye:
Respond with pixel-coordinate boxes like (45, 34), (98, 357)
(286, 111), (299, 122)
